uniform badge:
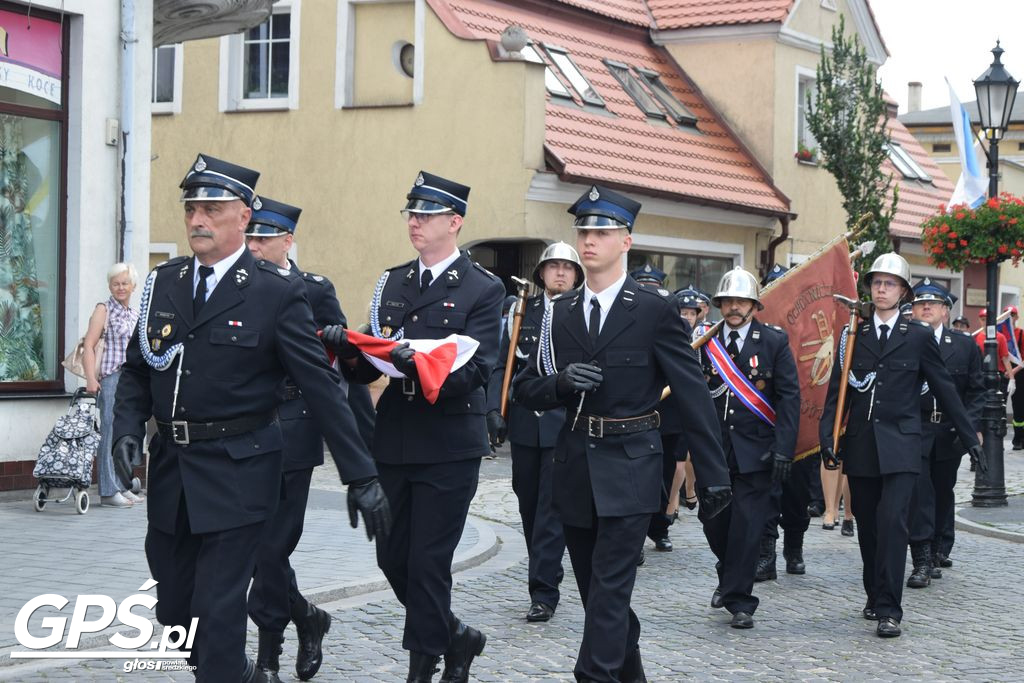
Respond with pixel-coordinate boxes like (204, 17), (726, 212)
(161, 324), (172, 338)
(658, 288), (670, 296)
(252, 196), (263, 210)
(235, 268), (248, 284)
(589, 186), (600, 201)
(447, 269), (459, 280)
(752, 330), (761, 340)
(228, 320), (243, 327)
(415, 173), (425, 186)
(178, 263), (189, 279)
(154, 311), (175, 319)
(406, 268), (416, 280)
(944, 336), (951, 344)
(443, 302), (455, 308)
(381, 326), (393, 337)
(755, 379), (766, 390)
(194, 156), (207, 172)
(278, 267), (291, 276)
(750, 355), (759, 368)
(151, 339), (161, 351)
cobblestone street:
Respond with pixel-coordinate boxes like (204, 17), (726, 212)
(3, 448), (1024, 681)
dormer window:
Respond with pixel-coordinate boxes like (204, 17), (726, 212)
(605, 60), (664, 119)
(887, 143), (932, 182)
(544, 45), (605, 107)
(522, 44), (573, 99)
(635, 68), (698, 126)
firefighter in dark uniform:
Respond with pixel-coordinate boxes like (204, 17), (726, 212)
(485, 242), (583, 622)
(819, 253), (985, 638)
(244, 197), (375, 681)
(323, 171), (504, 683)
(699, 267), (801, 629)
(514, 185), (731, 683)
(111, 155), (390, 682)
(906, 279), (983, 588)
(753, 263), (817, 581)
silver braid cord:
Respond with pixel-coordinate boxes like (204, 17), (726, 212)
(538, 302), (556, 377)
(838, 326), (875, 393)
(369, 270), (404, 341)
(137, 269), (184, 371)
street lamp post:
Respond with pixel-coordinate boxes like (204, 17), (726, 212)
(972, 42), (1018, 508)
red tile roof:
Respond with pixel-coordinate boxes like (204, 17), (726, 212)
(435, 0), (791, 217)
(886, 117), (953, 239)
(549, 0), (651, 26)
(646, 0), (794, 30)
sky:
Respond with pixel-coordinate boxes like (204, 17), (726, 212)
(873, 0), (1024, 115)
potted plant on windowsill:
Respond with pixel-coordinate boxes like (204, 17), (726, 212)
(794, 143), (818, 164)
(921, 193), (1024, 271)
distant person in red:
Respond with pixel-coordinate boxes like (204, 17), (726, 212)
(974, 309), (1012, 378)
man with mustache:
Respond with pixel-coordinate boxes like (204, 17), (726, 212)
(699, 267), (800, 629)
(514, 185), (730, 682)
(486, 242), (584, 623)
(111, 155), (390, 681)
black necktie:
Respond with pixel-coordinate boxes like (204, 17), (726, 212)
(421, 269), (433, 293)
(194, 265), (214, 316)
(589, 296), (601, 345)
(727, 330), (741, 358)
(879, 323), (889, 350)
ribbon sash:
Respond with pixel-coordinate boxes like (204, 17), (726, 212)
(705, 335), (776, 426)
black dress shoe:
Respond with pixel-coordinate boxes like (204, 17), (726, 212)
(841, 519), (854, 537)
(294, 603), (332, 681)
(407, 652), (441, 683)
(929, 565), (943, 579)
(440, 622), (486, 683)
(807, 502), (825, 517)
(242, 657), (271, 683)
(935, 552), (953, 568)
(730, 612), (754, 629)
(862, 604), (878, 620)
(526, 601), (555, 622)
(876, 617), (901, 637)
(822, 520), (836, 530)
(654, 537), (673, 552)
(710, 588), (723, 609)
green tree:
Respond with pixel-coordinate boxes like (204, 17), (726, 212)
(806, 15), (897, 272)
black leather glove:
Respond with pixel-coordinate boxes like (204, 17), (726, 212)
(761, 451), (793, 485)
(486, 410), (507, 450)
(555, 363), (603, 397)
(698, 485), (732, 519)
(321, 324), (360, 360)
(967, 444), (987, 475)
(347, 478), (392, 542)
(112, 435), (144, 490)
(821, 446), (840, 471)
(390, 342), (417, 379)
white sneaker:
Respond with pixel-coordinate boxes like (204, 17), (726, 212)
(122, 490), (146, 503)
(100, 492), (133, 508)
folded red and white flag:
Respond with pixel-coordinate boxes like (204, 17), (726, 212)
(345, 329), (479, 404)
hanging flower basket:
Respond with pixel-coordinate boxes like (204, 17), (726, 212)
(921, 193), (1024, 271)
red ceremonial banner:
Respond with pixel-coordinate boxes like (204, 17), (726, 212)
(759, 239), (858, 460)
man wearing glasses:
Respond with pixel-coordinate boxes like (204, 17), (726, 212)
(323, 171), (504, 683)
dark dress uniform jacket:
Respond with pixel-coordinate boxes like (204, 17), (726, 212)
(819, 319), (979, 477)
(486, 295), (565, 448)
(348, 252), (505, 463)
(702, 319), (800, 471)
(919, 327), (984, 461)
(279, 261), (347, 472)
(514, 279), (729, 528)
(114, 250), (377, 535)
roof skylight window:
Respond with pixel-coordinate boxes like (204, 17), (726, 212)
(543, 45), (605, 107)
(886, 143), (932, 182)
(606, 60), (664, 119)
(522, 44), (572, 99)
(636, 68), (698, 126)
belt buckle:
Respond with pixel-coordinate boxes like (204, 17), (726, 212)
(402, 377), (416, 396)
(930, 411), (943, 424)
(171, 420), (190, 445)
(587, 415), (604, 439)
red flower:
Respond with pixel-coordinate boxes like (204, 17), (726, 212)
(960, 240), (969, 246)
(999, 245), (1009, 255)
(987, 197), (1000, 209)
(956, 212), (966, 219)
(949, 231), (958, 239)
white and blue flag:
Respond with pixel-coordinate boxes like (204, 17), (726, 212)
(947, 79), (988, 209)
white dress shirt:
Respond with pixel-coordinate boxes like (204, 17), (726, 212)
(583, 271), (627, 335)
(873, 311), (899, 340)
(193, 243), (246, 301)
(418, 248), (461, 288)
(722, 321), (752, 353)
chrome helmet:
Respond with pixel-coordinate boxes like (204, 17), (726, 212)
(864, 252), (911, 292)
(532, 241), (584, 289)
(712, 266), (763, 310)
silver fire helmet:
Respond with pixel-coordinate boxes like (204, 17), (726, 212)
(864, 252), (911, 292)
(532, 241), (584, 289)
(712, 266), (763, 310)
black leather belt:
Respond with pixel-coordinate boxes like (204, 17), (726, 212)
(157, 412), (276, 446)
(572, 411), (660, 439)
(282, 385), (302, 401)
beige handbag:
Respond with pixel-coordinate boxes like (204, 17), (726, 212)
(62, 304), (107, 378)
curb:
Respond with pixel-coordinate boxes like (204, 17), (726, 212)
(954, 507), (1024, 544)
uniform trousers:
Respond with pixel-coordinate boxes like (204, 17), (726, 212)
(145, 494), (265, 682)
(563, 512), (649, 683)
(908, 453), (936, 544)
(931, 454), (964, 556)
(510, 442), (565, 609)
(646, 433), (680, 542)
(765, 455), (814, 540)
(376, 458), (481, 655)
(248, 467), (314, 631)
(700, 469), (772, 615)
(847, 472), (917, 622)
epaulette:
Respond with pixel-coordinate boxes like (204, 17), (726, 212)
(389, 258), (418, 274)
(551, 287), (582, 302)
(301, 271), (328, 285)
(762, 323), (785, 334)
(912, 319), (930, 327)
(637, 283), (671, 297)
(472, 261), (500, 281)
(154, 255), (188, 270)
(256, 259), (295, 279)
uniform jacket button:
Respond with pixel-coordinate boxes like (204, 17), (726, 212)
(729, 409), (734, 415)
(444, 319), (449, 325)
(412, 315), (419, 322)
(187, 333), (195, 340)
(184, 370), (191, 376)
(231, 335), (238, 342)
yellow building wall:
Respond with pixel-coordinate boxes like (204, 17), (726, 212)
(352, 3), (414, 105)
(785, 0), (857, 39)
(152, 5), (547, 321)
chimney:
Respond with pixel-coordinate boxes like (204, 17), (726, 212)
(908, 82), (923, 113)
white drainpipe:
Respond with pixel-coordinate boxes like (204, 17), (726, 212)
(119, 0), (136, 261)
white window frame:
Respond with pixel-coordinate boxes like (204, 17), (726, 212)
(886, 142), (932, 183)
(795, 66), (818, 154)
(336, 0), (424, 109)
(1000, 284), (1020, 312)
(150, 242), (179, 259)
(630, 233), (744, 268)
(219, 0), (301, 112)
(151, 43), (183, 115)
